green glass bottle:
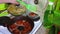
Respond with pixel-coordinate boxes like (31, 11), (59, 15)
(54, 0), (60, 26)
(43, 0), (54, 29)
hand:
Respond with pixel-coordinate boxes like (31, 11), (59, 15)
(8, 0), (19, 4)
(0, 0), (19, 4)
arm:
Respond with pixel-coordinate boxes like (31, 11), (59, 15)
(0, 0), (10, 3)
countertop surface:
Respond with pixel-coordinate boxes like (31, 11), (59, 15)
(36, 25), (47, 34)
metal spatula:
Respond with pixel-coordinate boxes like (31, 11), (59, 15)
(16, 0), (37, 12)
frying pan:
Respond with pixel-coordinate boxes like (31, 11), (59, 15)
(0, 16), (12, 27)
(7, 16), (34, 34)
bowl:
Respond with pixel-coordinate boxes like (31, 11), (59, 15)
(27, 12), (40, 21)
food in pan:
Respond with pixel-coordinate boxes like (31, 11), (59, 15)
(7, 16), (34, 34)
(7, 4), (26, 16)
(27, 12), (40, 21)
(29, 12), (37, 17)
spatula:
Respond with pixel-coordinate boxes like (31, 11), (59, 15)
(16, 0), (37, 12)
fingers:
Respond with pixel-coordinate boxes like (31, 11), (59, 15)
(7, 0), (19, 4)
(10, 2), (19, 4)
